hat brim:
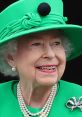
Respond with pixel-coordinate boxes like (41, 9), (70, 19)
(1, 24), (82, 61)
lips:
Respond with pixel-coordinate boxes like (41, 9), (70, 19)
(36, 65), (56, 73)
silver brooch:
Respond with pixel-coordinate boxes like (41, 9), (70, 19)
(66, 96), (82, 111)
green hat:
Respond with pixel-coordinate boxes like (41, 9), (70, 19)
(0, 0), (82, 60)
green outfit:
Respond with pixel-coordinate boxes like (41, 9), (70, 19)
(0, 0), (82, 117)
(0, 80), (82, 117)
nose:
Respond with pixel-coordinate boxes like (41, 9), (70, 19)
(42, 44), (55, 59)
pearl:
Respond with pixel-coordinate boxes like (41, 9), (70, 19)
(17, 82), (57, 117)
(12, 67), (16, 72)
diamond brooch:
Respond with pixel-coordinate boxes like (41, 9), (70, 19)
(66, 96), (82, 111)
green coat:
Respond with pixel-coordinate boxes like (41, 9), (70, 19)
(0, 80), (82, 117)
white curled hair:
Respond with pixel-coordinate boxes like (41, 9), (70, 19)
(0, 36), (73, 77)
(61, 36), (73, 58)
(0, 40), (18, 76)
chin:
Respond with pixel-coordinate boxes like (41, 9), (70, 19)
(36, 77), (58, 86)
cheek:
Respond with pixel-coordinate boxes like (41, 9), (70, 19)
(57, 50), (66, 79)
(14, 54), (36, 81)
(60, 50), (66, 66)
(14, 48), (43, 79)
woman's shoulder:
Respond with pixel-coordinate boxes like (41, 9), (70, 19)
(0, 80), (18, 98)
(59, 80), (82, 90)
(51, 80), (82, 116)
(58, 80), (82, 98)
(0, 80), (18, 89)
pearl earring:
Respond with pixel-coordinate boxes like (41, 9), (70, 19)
(12, 67), (16, 72)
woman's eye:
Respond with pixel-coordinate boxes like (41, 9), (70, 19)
(52, 41), (61, 46)
(32, 43), (42, 46)
(55, 42), (61, 45)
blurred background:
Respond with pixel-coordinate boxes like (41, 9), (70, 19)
(0, 0), (82, 85)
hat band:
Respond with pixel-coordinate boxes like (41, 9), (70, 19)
(0, 13), (67, 41)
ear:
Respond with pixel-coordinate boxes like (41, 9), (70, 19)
(6, 53), (16, 68)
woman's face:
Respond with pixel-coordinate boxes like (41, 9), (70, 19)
(9, 30), (66, 86)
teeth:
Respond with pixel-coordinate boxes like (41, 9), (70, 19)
(39, 66), (56, 70)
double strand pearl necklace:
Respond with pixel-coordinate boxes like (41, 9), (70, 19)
(17, 82), (57, 117)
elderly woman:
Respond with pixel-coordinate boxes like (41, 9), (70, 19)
(0, 0), (82, 117)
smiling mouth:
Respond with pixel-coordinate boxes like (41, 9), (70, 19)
(36, 65), (56, 73)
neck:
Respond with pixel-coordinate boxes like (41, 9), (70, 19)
(20, 81), (53, 108)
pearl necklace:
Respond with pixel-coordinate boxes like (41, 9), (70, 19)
(17, 82), (57, 117)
